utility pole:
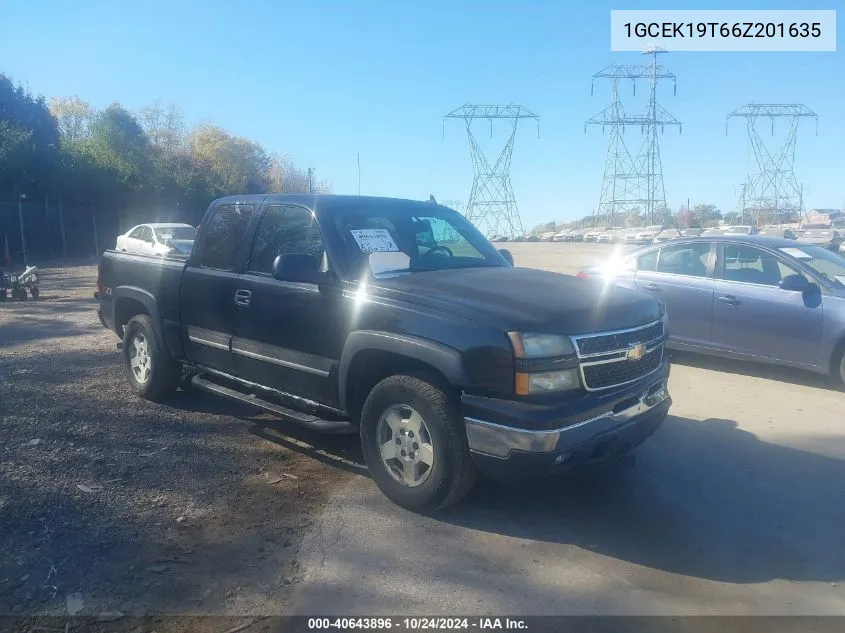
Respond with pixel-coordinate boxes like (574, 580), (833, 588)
(586, 47), (680, 227)
(307, 167), (314, 194)
(726, 103), (817, 226)
(443, 103), (539, 238)
(357, 154), (361, 195)
(18, 192), (27, 266)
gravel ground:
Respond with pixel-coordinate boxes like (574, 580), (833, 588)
(0, 264), (360, 630)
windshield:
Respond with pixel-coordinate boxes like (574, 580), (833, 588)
(780, 245), (845, 287)
(330, 203), (508, 276)
(155, 226), (196, 242)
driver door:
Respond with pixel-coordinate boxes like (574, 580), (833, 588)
(233, 204), (344, 407)
(710, 243), (823, 366)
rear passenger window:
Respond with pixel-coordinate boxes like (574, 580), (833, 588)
(657, 243), (711, 277)
(198, 203), (254, 270)
(637, 250), (658, 271)
(248, 205), (326, 275)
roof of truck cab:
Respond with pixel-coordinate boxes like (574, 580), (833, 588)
(210, 194), (447, 215)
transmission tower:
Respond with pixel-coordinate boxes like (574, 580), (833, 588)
(444, 104), (539, 238)
(586, 47), (680, 227)
(726, 104), (818, 225)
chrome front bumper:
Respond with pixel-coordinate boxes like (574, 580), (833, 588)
(465, 382), (670, 459)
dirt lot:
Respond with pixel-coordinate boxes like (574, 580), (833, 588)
(2, 244), (844, 629)
(0, 264), (362, 631)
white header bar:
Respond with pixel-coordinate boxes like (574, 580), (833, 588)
(611, 10), (836, 52)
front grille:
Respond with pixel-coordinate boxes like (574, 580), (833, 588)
(582, 347), (663, 390)
(576, 321), (664, 356)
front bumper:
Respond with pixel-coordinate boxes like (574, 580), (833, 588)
(463, 362), (671, 480)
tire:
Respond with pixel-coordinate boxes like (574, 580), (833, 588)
(837, 349), (845, 388)
(0, 289), (6, 301)
(122, 314), (181, 401)
(30, 287), (39, 299)
(12, 287), (27, 300)
(360, 373), (477, 512)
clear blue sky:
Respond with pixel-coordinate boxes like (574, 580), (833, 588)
(2, 0), (842, 227)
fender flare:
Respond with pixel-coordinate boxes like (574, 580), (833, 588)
(111, 286), (165, 349)
(337, 330), (468, 412)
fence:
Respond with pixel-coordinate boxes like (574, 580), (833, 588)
(0, 200), (205, 267)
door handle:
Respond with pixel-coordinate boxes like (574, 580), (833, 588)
(642, 283), (661, 292)
(234, 289), (252, 307)
(717, 295), (740, 306)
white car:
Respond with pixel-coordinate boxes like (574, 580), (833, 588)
(115, 223), (197, 257)
(631, 225), (664, 244)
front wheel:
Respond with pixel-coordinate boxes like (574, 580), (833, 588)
(360, 374), (477, 512)
(122, 314), (181, 401)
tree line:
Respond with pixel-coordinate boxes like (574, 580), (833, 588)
(0, 73), (329, 263)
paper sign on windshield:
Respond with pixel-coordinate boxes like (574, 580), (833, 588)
(350, 229), (400, 253)
(781, 247), (811, 259)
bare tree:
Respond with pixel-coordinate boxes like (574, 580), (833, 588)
(139, 100), (185, 152)
(49, 96), (93, 140)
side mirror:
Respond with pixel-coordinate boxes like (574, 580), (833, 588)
(499, 248), (514, 266)
(272, 253), (320, 283)
(778, 274), (809, 292)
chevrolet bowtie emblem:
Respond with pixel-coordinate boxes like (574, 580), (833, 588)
(626, 343), (647, 361)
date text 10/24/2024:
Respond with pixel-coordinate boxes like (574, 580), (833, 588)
(307, 618), (528, 630)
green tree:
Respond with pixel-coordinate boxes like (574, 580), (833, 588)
(0, 74), (60, 197)
(49, 96), (93, 141)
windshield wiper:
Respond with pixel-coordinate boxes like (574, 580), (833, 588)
(375, 266), (438, 275)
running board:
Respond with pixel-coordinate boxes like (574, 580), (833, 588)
(191, 375), (358, 434)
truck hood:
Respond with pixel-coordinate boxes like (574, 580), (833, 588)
(367, 266), (661, 335)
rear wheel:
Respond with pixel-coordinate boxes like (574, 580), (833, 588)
(838, 350), (845, 387)
(360, 373), (476, 512)
(122, 314), (180, 401)
(30, 287), (39, 299)
(12, 287), (27, 300)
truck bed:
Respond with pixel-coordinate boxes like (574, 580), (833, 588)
(98, 250), (188, 345)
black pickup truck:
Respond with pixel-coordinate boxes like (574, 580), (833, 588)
(96, 194), (671, 511)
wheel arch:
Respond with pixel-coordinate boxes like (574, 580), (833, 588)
(112, 287), (163, 348)
(828, 331), (845, 381)
(338, 331), (467, 421)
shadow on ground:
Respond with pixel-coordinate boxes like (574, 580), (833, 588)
(667, 349), (841, 390)
(434, 414), (845, 585)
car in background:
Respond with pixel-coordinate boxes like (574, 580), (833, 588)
(583, 228), (607, 242)
(700, 228), (725, 237)
(629, 225), (664, 244)
(115, 223), (197, 257)
(568, 228), (589, 242)
(680, 227), (704, 237)
(552, 229), (572, 241)
(621, 228), (645, 244)
(798, 228), (842, 252)
(654, 228), (682, 242)
(524, 234), (540, 242)
(576, 235), (845, 383)
(511, 235), (524, 242)
(758, 226), (798, 240)
(538, 231), (556, 241)
(723, 225), (757, 236)
(596, 227), (624, 243)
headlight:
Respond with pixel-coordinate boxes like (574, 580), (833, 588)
(508, 332), (580, 394)
(508, 332), (574, 358)
(516, 369), (581, 395)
